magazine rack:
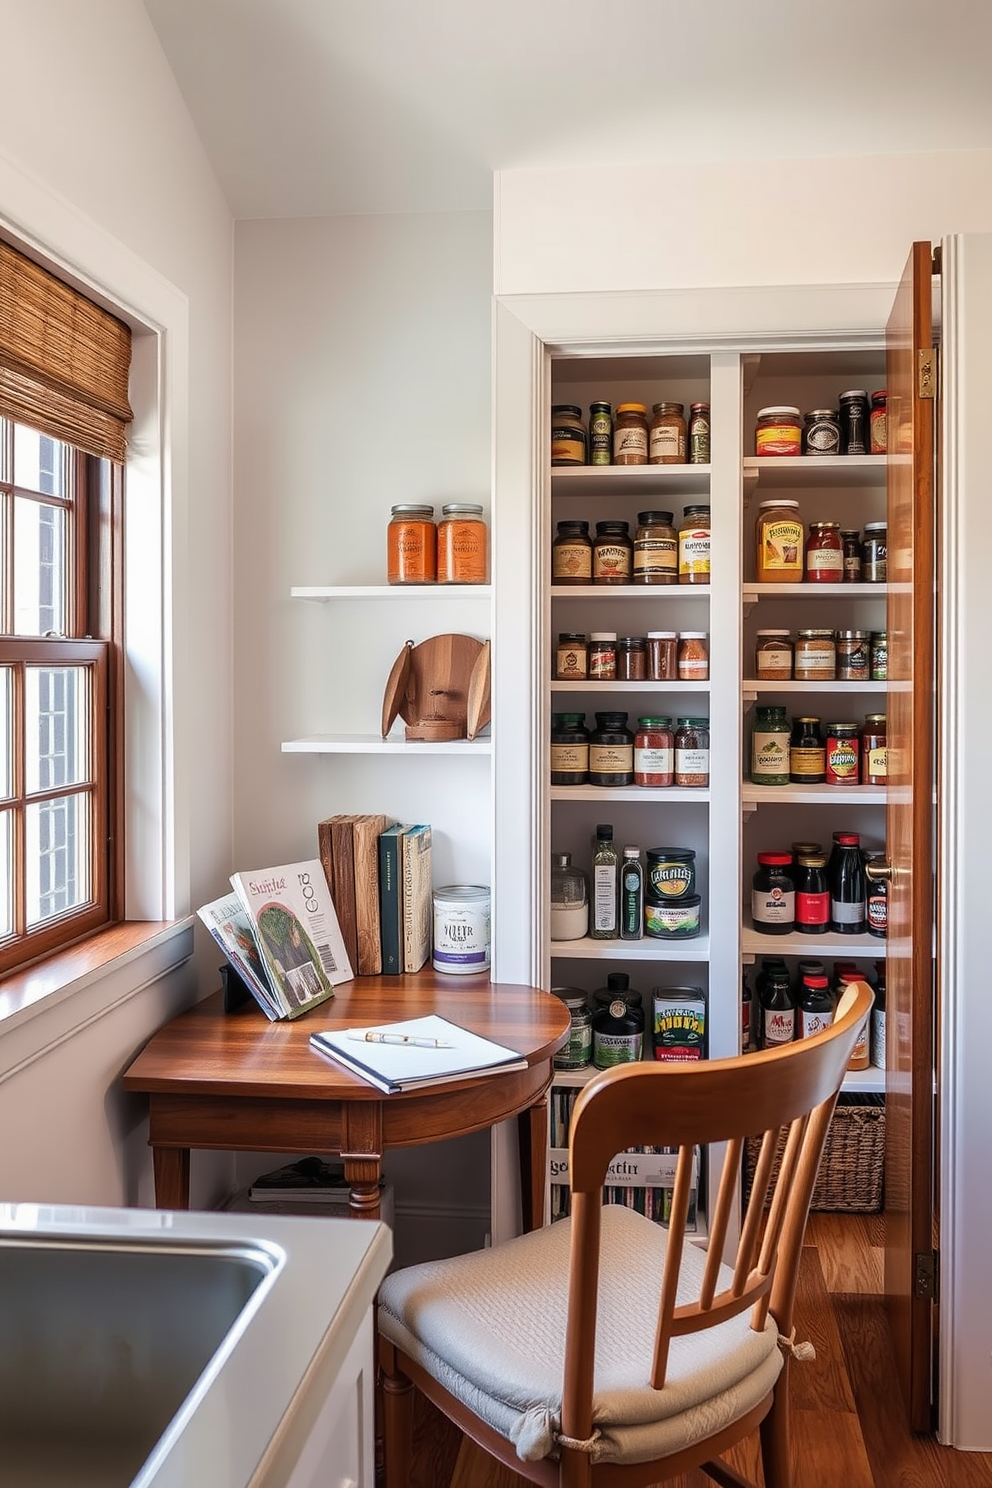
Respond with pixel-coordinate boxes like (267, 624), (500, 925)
(381, 632), (491, 741)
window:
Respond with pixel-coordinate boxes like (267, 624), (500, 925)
(0, 241), (131, 974)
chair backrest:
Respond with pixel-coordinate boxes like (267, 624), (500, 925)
(560, 980), (873, 1445)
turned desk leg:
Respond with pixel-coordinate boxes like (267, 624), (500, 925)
(153, 1146), (191, 1209)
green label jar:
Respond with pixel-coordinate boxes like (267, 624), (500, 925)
(751, 706), (790, 785)
(592, 996), (644, 1067)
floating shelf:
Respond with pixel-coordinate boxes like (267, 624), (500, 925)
(550, 465), (711, 497)
(550, 786), (709, 803)
(281, 734), (492, 755)
(551, 584), (710, 600)
(742, 781), (887, 805)
(548, 935), (711, 961)
(291, 584), (492, 600)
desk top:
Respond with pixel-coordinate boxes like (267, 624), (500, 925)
(123, 974), (570, 1104)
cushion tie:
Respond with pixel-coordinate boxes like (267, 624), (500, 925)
(778, 1327), (816, 1362)
(556, 1427), (603, 1454)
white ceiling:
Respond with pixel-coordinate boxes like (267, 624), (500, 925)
(142, 0), (992, 220)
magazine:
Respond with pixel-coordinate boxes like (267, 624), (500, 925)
(196, 892), (286, 1020)
(229, 858), (354, 1019)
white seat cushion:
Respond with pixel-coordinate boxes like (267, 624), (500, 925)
(378, 1203), (783, 1465)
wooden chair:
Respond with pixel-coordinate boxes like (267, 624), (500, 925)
(378, 979), (873, 1488)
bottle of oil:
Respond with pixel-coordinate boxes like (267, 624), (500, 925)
(590, 824), (620, 939)
(619, 846), (644, 939)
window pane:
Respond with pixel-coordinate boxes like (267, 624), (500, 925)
(14, 497), (67, 635)
(14, 425), (71, 499)
(26, 793), (90, 926)
(0, 667), (10, 799)
(0, 810), (10, 938)
(25, 664), (88, 793)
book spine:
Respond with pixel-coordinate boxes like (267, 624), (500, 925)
(401, 825), (432, 974)
(327, 817), (359, 970)
(353, 814), (389, 975)
(378, 828), (404, 975)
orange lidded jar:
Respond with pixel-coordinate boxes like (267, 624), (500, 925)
(755, 498), (803, 583)
(755, 406), (801, 456)
(388, 504), (436, 584)
(437, 503), (488, 583)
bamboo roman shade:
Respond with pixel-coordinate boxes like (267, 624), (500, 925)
(0, 240), (133, 462)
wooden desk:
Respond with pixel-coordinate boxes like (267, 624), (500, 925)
(123, 973), (570, 1232)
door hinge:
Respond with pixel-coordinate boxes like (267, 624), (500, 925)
(918, 348), (937, 400)
(914, 1248), (939, 1301)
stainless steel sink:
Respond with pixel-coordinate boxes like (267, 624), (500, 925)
(0, 1234), (277, 1488)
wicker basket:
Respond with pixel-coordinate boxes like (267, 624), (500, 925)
(743, 1095), (885, 1214)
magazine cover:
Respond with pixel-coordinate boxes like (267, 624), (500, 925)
(196, 892), (286, 1019)
(231, 858), (354, 1017)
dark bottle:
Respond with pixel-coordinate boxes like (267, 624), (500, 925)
(789, 717), (826, 784)
(794, 853), (829, 935)
(550, 712), (589, 786)
(865, 854), (888, 939)
(588, 711), (634, 787)
(619, 845), (644, 939)
(759, 964), (795, 1048)
(741, 972), (753, 1053)
(870, 963), (887, 1069)
(798, 973), (834, 1038)
(827, 831), (867, 935)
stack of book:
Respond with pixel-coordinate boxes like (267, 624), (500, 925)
(318, 815), (432, 977)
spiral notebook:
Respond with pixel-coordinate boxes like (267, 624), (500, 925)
(308, 1015), (527, 1094)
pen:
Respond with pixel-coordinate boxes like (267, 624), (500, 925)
(347, 1030), (456, 1049)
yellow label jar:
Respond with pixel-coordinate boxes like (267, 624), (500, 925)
(678, 505), (710, 585)
(755, 498), (803, 583)
(755, 405), (802, 457)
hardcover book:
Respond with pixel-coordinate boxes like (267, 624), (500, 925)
(378, 823), (409, 975)
(230, 857), (354, 1017)
(401, 823), (432, 973)
(353, 813), (391, 974)
(317, 815), (359, 972)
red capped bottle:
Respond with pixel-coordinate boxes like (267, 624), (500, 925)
(827, 831), (867, 935)
(795, 852), (829, 935)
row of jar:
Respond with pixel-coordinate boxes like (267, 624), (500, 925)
(551, 712), (710, 788)
(754, 393), (886, 458)
(751, 709), (886, 787)
(748, 957), (886, 1067)
(552, 401), (710, 467)
(387, 503), (488, 584)
(553, 509), (710, 585)
(552, 978), (707, 1071)
(755, 503), (886, 584)
(551, 834), (701, 942)
(555, 630), (708, 682)
(751, 832), (886, 938)
(754, 627), (886, 682)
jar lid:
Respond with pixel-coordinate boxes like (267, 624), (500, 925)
(646, 847), (696, 860)
(825, 722), (858, 732)
(757, 852), (793, 866)
(646, 630), (677, 639)
(833, 832), (861, 845)
(809, 520), (840, 530)
(793, 715), (822, 724)
(616, 402), (648, 415)
(864, 521), (887, 532)
(839, 388), (868, 400)
(676, 716), (709, 727)
(835, 629), (869, 638)
(756, 405), (801, 418)
(758, 497), (799, 508)
(441, 503), (484, 515)
(798, 629), (835, 638)
(797, 853), (828, 867)
(756, 629), (791, 637)
(551, 713), (587, 725)
(589, 631), (617, 642)
(871, 388), (888, 400)
(682, 504), (710, 516)
(551, 404), (583, 417)
(596, 520), (630, 534)
(617, 636), (645, 647)
(589, 401), (612, 412)
(637, 510), (675, 524)
(840, 528), (861, 537)
(651, 401), (685, 415)
(556, 519), (589, 532)
(864, 713), (887, 723)
(679, 631), (707, 640)
(391, 503), (435, 515)
(557, 631), (586, 642)
(690, 402), (710, 412)
(805, 408), (836, 418)
(637, 716), (672, 727)
(870, 629), (888, 637)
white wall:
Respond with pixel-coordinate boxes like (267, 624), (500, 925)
(0, 0), (233, 1206)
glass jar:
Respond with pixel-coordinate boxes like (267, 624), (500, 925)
(589, 711), (634, 787)
(437, 503), (488, 583)
(616, 636), (647, 680)
(861, 714), (887, 785)
(645, 847), (696, 901)
(795, 853), (830, 935)
(755, 405), (802, 457)
(552, 519), (593, 584)
(550, 855), (589, 942)
(592, 986), (644, 1068)
(839, 389), (870, 454)
(551, 404), (587, 466)
(836, 629), (870, 681)
(677, 632), (709, 681)
(841, 529), (863, 582)
(387, 504), (436, 584)
(678, 504), (711, 584)
(552, 989), (592, 1068)
(649, 401), (686, 464)
(805, 521), (844, 583)
(802, 408), (841, 456)
(863, 522), (887, 582)
(588, 632), (617, 680)
(592, 520), (633, 584)
(755, 629), (793, 681)
(550, 713), (589, 786)
(646, 631), (678, 680)
(755, 498), (804, 583)
(825, 723), (860, 786)
(794, 629), (836, 681)
(632, 510), (678, 584)
(752, 852), (796, 935)
(751, 705), (790, 785)
(555, 632), (587, 680)
(634, 717), (674, 787)
(789, 716), (826, 784)
(870, 390), (888, 454)
(870, 630), (888, 681)
(613, 402), (649, 465)
(588, 401), (613, 466)
(674, 716), (709, 787)
(689, 402), (711, 464)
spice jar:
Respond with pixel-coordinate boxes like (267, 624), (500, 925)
(550, 713), (589, 786)
(550, 860), (589, 943)
(646, 631), (678, 680)
(755, 498), (803, 583)
(839, 390), (870, 454)
(789, 716), (826, 783)
(755, 629), (793, 681)
(805, 521), (844, 583)
(634, 717), (674, 787)
(841, 529), (862, 582)
(870, 390), (888, 454)
(613, 402), (649, 465)
(836, 629), (870, 681)
(552, 519), (593, 584)
(794, 629), (836, 681)
(870, 631), (888, 681)
(751, 705), (790, 785)
(674, 717), (709, 787)
(752, 852), (796, 935)
(589, 401), (613, 466)
(678, 504), (711, 584)
(552, 989), (592, 1067)
(592, 520), (633, 584)
(589, 711), (634, 787)
(755, 405), (802, 457)
(437, 503), (488, 583)
(802, 408), (841, 456)
(588, 632), (617, 681)
(863, 522), (887, 582)
(632, 510), (678, 584)
(388, 504), (437, 584)
(825, 723), (860, 786)
(616, 636), (647, 681)
(861, 714), (887, 785)
(555, 632), (588, 680)
(649, 401), (686, 464)
(551, 404), (587, 466)
(689, 402), (710, 464)
(677, 632), (709, 681)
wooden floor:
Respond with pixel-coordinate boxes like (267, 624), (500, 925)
(407, 1213), (992, 1488)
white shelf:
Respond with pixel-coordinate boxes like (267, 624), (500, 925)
(549, 935), (710, 961)
(742, 455), (886, 489)
(742, 925), (886, 959)
(551, 680), (709, 694)
(841, 1067), (887, 1094)
(551, 584), (710, 600)
(742, 782), (887, 805)
(742, 679), (886, 695)
(291, 584), (492, 600)
(550, 464), (711, 496)
(742, 582), (888, 601)
(550, 785), (709, 802)
(281, 734), (492, 755)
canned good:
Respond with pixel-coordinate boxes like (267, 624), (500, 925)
(802, 408), (841, 456)
(432, 885), (491, 975)
(825, 724), (860, 786)
(839, 389), (870, 455)
(645, 847), (696, 901)
(644, 894), (701, 939)
(652, 987), (706, 1061)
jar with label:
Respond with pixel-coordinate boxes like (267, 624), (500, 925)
(616, 636), (647, 680)
(632, 510), (678, 584)
(789, 716), (826, 784)
(836, 629), (870, 681)
(613, 402), (649, 465)
(646, 631), (678, 680)
(634, 717), (674, 787)
(388, 504), (437, 584)
(550, 713), (589, 786)
(677, 632), (709, 681)
(751, 705), (790, 785)
(755, 405), (802, 457)
(799, 975), (834, 1038)
(550, 855), (589, 941)
(592, 984), (644, 1068)
(552, 990), (592, 1069)
(865, 857), (888, 939)
(645, 847), (696, 901)
(863, 522), (887, 582)
(552, 520), (593, 584)
(759, 964), (796, 1047)
(437, 503), (488, 583)
(870, 631), (888, 681)
(802, 408), (841, 456)
(752, 852), (796, 934)
(755, 498), (803, 583)
(755, 629), (793, 681)
(870, 966), (887, 1067)
(588, 632), (617, 681)
(870, 390), (888, 454)
(861, 714), (887, 785)
(649, 401), (686, 464)
(674, 717), (709, 787)
(839, 390), (870, 455)
(689, 402), (711, 464)
(432, 885), (491, 974)
(551, 405), (587, 466)
(593, 520), (633, 584)
(678, 504), (711, 584)
(588, 401), (613, 466)
(644, 893), (701, 940)
(841, 529), (862, 582)
(794, 629), (836, 681)
(805, 521), (844, 583)
(555, 632), (587, 680)
(589, 712), (634, 787)
(825, 723), (860, 786)
(794, 853), (829, 934)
